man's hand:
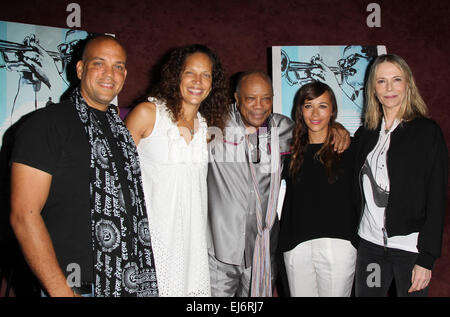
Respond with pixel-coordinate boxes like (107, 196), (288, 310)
(330, 122), (350, 153)
(310, 54), (341, 85)
(408, 265), (432, 293)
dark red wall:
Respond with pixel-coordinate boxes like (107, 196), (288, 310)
(1, 0), (449, 296)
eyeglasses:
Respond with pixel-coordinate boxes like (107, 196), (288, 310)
(57, 39), (81, 55)
(249, 132), (260, 164)
(337, 53), (370, 70)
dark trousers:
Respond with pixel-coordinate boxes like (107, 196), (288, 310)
(355, 239), (428, 297)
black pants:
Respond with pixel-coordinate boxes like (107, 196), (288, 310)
(355, 239), (428, 297)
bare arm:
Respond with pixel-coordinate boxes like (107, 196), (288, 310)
(124, 101), (157, 146)
(10, 163), (75, 297)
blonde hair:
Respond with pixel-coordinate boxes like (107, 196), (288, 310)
(364, 54), (429, 130)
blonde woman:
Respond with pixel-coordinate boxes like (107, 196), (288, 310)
(353, 54), (448, 297)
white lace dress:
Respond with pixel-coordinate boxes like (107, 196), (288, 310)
(137, 97), (210, 297)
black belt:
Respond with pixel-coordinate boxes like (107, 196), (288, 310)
(72, 283), (93, 295)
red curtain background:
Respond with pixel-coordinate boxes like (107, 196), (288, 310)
(1, 0), (449, 296)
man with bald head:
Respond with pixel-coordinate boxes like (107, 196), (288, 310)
(207, 71), (349, 297)
(10, 35), (158, 297)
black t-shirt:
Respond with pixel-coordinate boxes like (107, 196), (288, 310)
(278, 142), (358, 253)
(12, 100), (93, 283)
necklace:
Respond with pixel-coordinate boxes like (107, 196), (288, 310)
(178, 116), (196, 135)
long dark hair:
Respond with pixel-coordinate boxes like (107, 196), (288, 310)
(151, 44), (230, 131)
(289, 81), (340, 183)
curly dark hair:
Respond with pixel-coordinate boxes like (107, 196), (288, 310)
(151, 44), (230, 131)
(290, 81), (341, 183)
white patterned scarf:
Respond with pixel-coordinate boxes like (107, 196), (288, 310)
(71, 88), (158, 297)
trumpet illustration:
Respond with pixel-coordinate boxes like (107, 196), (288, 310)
(0, 39), (69, 71)
(281, 49), (343, 86)
(1, 38), (75, 116)
(0, 39), (63, 61)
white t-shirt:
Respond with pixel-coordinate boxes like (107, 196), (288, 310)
(358, 118), (419, 253)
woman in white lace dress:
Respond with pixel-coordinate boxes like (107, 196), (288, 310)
(125, 45), (230, 296)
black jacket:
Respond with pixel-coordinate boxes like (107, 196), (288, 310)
(353, 117), (448, 270)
